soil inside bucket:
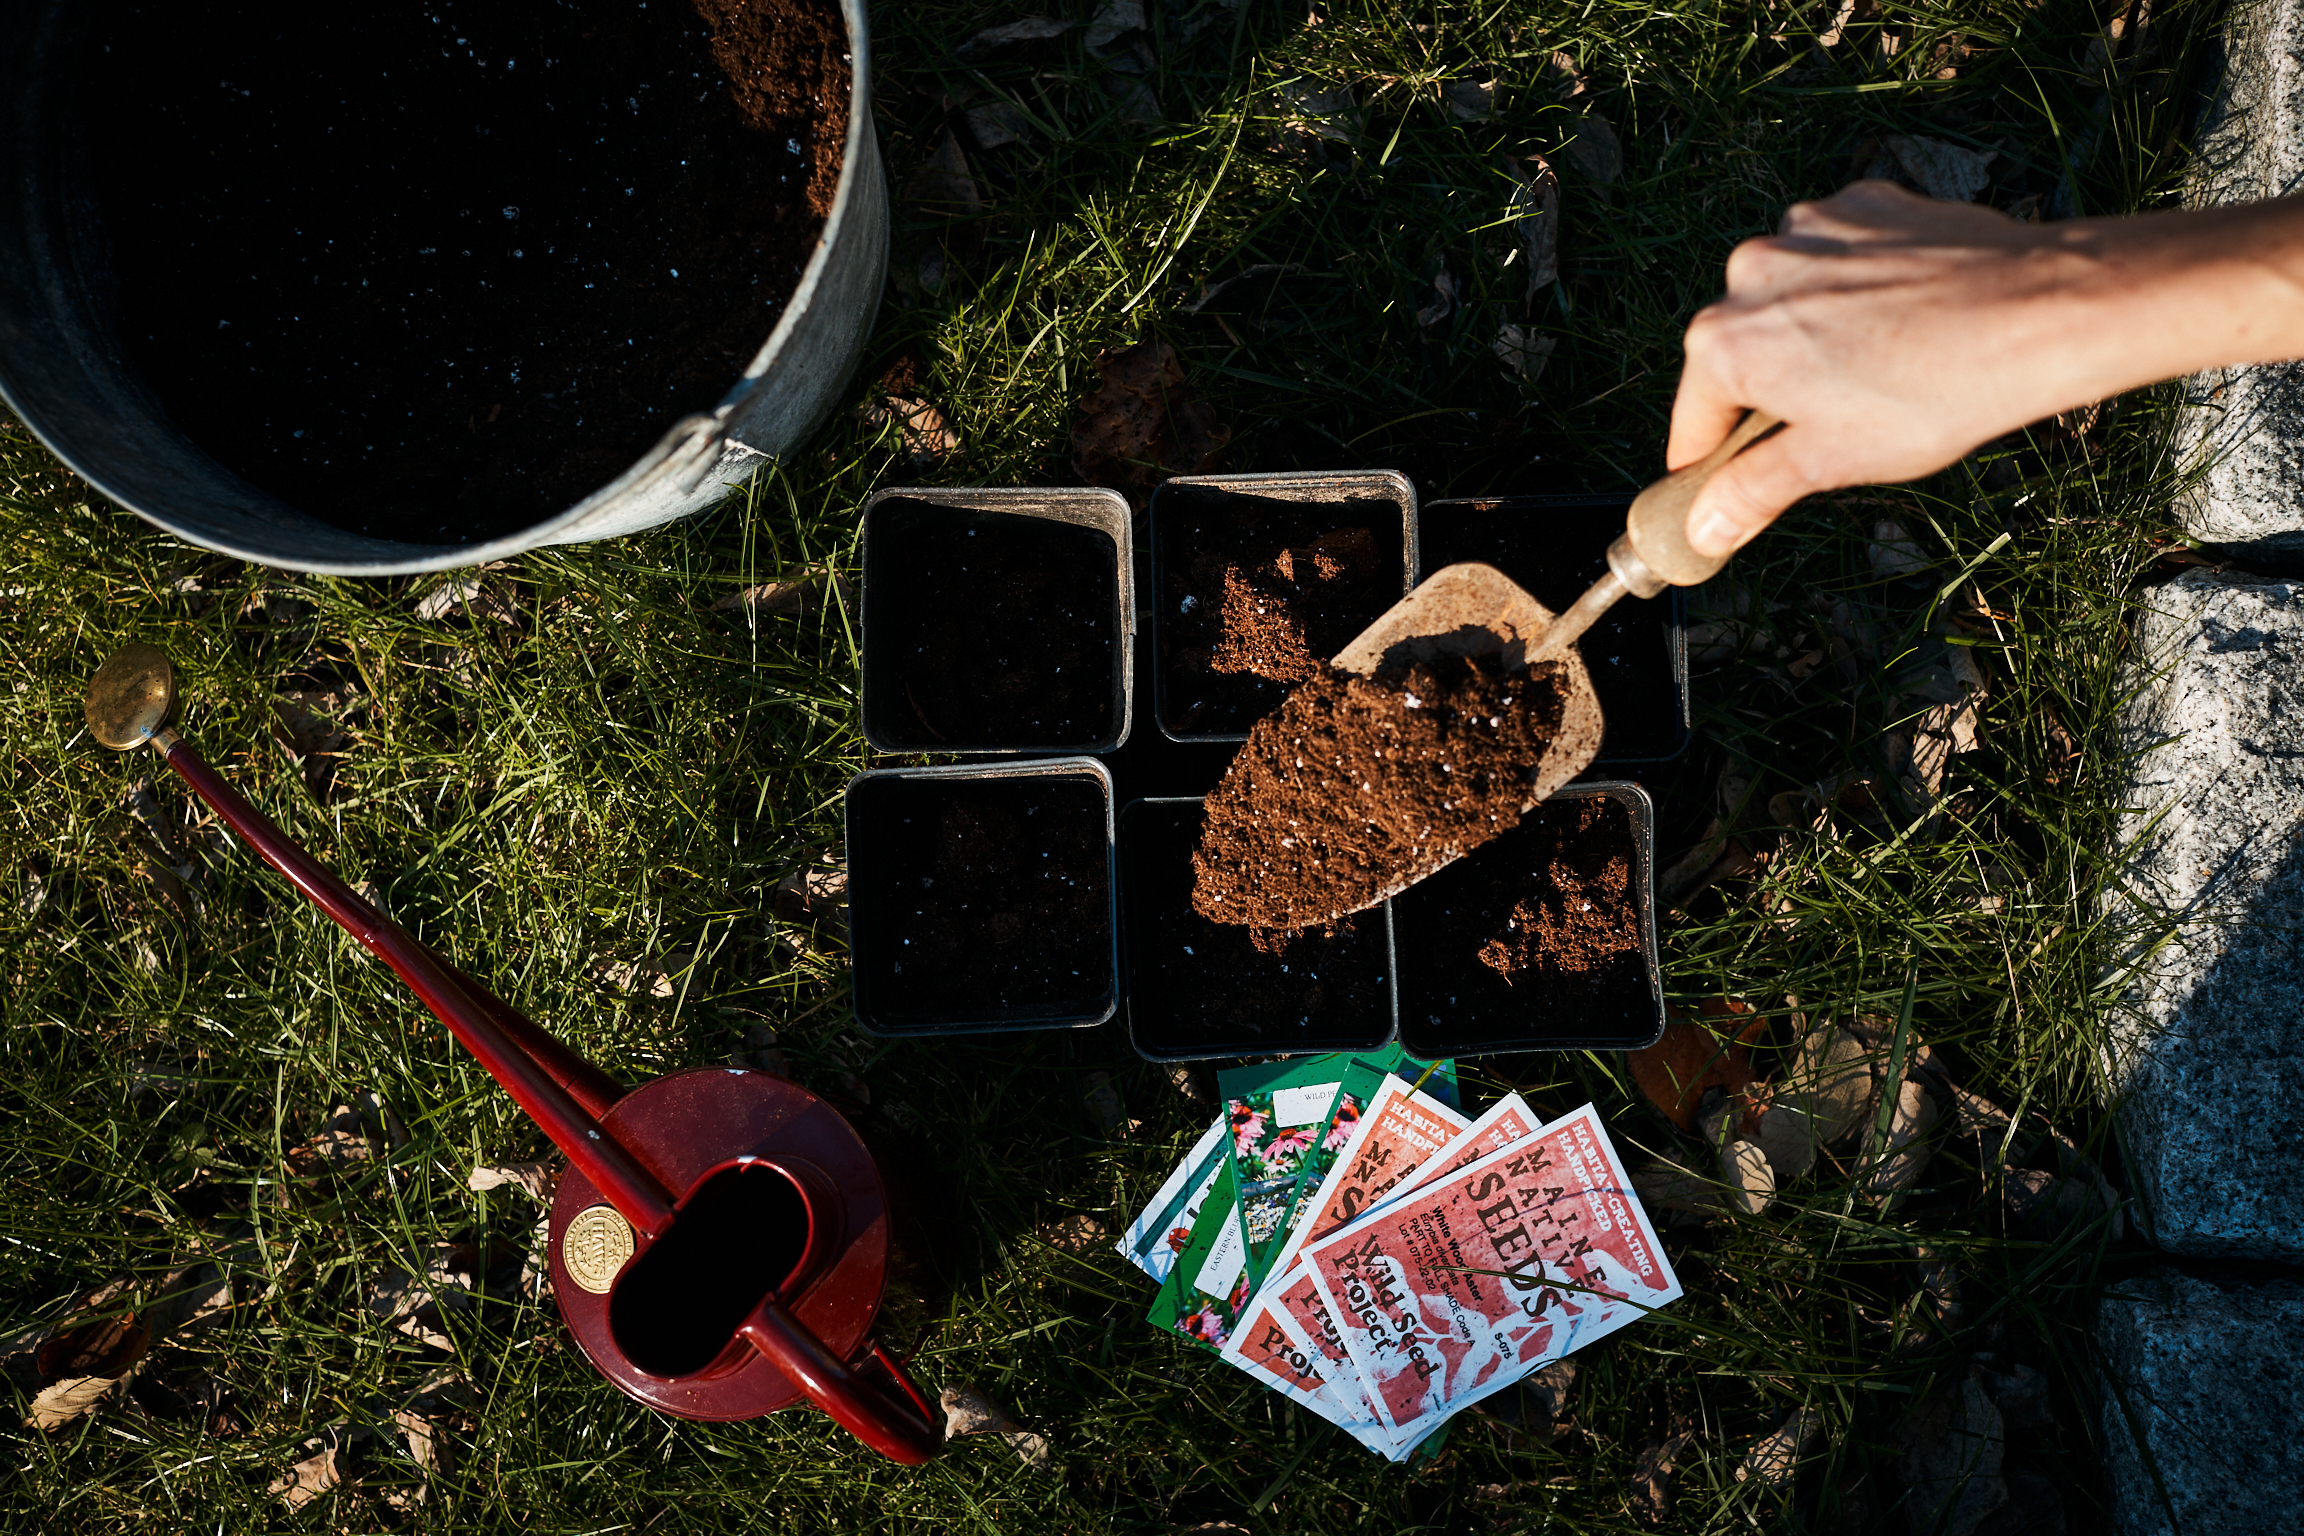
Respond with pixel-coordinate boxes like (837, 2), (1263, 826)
(1420, 499), (1685, 760)
(1155, 492), (1405, 736)
(1123, 800), (1391, 1057)
(85, 0), (850, 545)
(849, 773), (1113, 1029)
(868, 501), (1120, 750)
(1191, 655), (1570, 928)
(1394, 795), (1651, 1054)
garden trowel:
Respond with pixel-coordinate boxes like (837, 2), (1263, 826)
(1242, 411), (1783, 924)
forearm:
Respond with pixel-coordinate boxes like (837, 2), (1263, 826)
(1670, 183), (2304, 558)
(2043, 196), (2304, 395)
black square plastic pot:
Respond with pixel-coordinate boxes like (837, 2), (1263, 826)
(1149, 471), (1416, 743)
(1121, 797), (1397, 1062)
(1418, 495), (1689, 764)
(846, 759), (1118, 1035)
(1393, 782), (1663, 1056)
(861, 487), (1133, 754)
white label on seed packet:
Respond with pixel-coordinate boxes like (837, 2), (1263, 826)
(1273, 1081), (1342, 1128)
(1195, 1206), (1249, 1299)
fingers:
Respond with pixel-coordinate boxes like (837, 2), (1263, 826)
(1683, 428), (1828, 559)
(1665, 347), (1748, 472)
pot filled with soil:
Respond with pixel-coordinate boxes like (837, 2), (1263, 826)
(861, 488), (1132, 755)
(1392, 782), (1662, 1056)
(1121, 798), (1395, 1061)
(1150, 471), (1415, 742)
(1418, 496), (1689, 764)
(846, 759), (1117, 1035)
(0, 0), (886, 575)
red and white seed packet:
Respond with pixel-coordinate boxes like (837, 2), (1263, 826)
(1300, 1102), (1682, 1443)
(1228, 1088), (1549, 1459)
(1218, 1077), (1472, 1451)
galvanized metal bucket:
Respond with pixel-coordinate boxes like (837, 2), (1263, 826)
(0, 0), (887, 576)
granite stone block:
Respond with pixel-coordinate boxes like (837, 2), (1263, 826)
(2177, 0), (2304, 557)
(2097, 1267), (2304, 1536)
(2109, 568), (2304, 1263)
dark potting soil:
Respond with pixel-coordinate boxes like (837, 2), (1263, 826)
(1394, 795), (1652, 1053)
(1156, 493), (1405, 736)
(1421, 498), (1686, 761)
(1123, 800), (1391, 1057)
(849, 773), (1113, 1029)
(1192, 655), (1569, 928)
(867, 502), (1119, 750)
(85, 0), (849, 545)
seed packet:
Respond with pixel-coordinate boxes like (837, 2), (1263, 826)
(1215, 1052), (1389, 1296)
(1146, 1159), (1253, 1353)
(1389, 1090), (1550, 1203)
(1234, 1091), (1539, 1455)
(1118, 1113), (1229, 1285)
(1300, 1102), (1682, 1444)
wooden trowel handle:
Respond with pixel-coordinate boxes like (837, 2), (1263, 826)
(1609, 410), (1782, 597)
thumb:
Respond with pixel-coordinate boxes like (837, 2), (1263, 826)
(1684, 427), (1826, 560)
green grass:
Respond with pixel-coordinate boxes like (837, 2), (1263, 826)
(0, 0), (2221, 1528)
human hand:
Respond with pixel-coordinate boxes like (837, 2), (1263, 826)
(1667, 179), (2304, 558)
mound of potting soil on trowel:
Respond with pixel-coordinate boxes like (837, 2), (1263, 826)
(1191, 653), (1569, 928)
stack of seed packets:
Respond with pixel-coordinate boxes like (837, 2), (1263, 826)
(1121, 1053), (1681, 1461)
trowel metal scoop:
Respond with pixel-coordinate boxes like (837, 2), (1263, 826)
(1269, 411), (1782, 922)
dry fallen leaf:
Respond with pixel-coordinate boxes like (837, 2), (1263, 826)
(1082, 1070), (1125, 1135)
(1442, 74), (1495, 122)
(1882, 134), (1996, 203)
(468, 1160), (556, 1204)
(1037, 1213), (1111, 1255)
(1737, 1407), (1819, 1488)
(860, 395), (963, 469)
(26, 1375), (121, 1431)
(1894, 1376), (2007, 1536)
(1070, 340), (1230, 502)
(1502, 154), (1560, 304)
(1632, 1155), (1717, 1216)
(902, 129), (983, 293)
(1415, 257), (1457, 334)
(1630, 1419), (1696, 1523)
(1628, 999), (1767, 1130)
(1563, 112), (1623, 187)
(1864, 1078), (1940, 1209)
(589, 949), (691, 999)
(965, 98), (1036, 151)
(774, 864), (849, 945)
(269, 1438), (351, 1512)
(1719, 1138), (1775, 1216)
(940, 1383), (1053, 1470)
(1658, 817), (1761, 908)
(286, 1092), (407, 1181)
(1263, 80), (1360, 159)
(955, 15), (1076, 59)
(711, 564), (852, 618)
(1165, 1061), (1212, 1104)
(370, 1247), (477, 1352)
(1869, 518), (1931, 581)
(1493, 323), (1556, 382)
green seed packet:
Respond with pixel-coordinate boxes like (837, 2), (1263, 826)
(1146, 1158), (1250, 1353)
(1215, 1045), (1458, 1303)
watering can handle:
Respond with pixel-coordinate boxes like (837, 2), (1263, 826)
(739, 1298), (942, 1465)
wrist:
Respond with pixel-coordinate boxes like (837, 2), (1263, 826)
(2054, 202), (2304, 386)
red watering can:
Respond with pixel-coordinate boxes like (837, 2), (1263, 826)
(84, 645), (942, 1462)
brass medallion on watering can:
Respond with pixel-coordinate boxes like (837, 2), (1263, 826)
(562, 1204), (637, 1295)
(84, 642), (176, 750)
